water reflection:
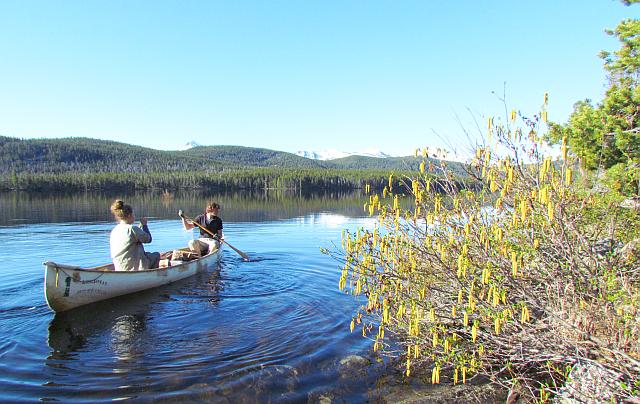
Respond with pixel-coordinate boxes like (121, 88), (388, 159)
(47, 289), (161, 359)
(47, 268), (221, 363)
(0, 189), (367, 226)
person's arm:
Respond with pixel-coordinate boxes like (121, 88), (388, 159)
(180, 213), (197, 231)
(134, 217), (152, 243)
(217, 218), (223, 240)
(181, 216), (195, 231)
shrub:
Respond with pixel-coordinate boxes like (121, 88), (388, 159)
(328, 105), (640, 401)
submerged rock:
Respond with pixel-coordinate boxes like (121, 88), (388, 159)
(248, 364), (300, 396)
(338, 355), (371, 378)
(307, 390), (334, 404)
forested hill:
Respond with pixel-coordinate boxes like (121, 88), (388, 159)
(178, 145), (329, 169)
(0, 136), (224, 174)
(329, 155), (468, 177)
(0, 135), (466, 174)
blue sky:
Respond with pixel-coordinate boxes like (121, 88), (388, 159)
(0, 1), (637, 157)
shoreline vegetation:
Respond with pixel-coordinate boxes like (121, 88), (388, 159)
(330, 110), (640, 402)
(0, 167), (420, 192)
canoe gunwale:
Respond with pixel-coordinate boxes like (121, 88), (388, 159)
(43, 248), (219, 273)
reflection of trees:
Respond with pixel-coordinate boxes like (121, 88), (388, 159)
(0, 190), (368, 226)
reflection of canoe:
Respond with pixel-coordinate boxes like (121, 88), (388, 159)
(44, 247), (222, 312)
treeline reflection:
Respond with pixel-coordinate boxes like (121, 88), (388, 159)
(0, 189), (368, 226)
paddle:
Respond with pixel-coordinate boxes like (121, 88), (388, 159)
(179, 210), (249, 261)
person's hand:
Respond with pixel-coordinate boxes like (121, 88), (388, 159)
(140, 217), (148, 226)
(178, 209), (184, 218)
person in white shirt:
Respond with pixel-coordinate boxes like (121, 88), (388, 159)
(109, 199), (160, 271)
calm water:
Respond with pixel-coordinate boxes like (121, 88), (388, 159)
(0, 191), (410, 402)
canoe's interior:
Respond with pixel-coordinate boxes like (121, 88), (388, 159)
(77, 247), (217, 272)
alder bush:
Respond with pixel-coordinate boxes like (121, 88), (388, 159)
(328, 103), (640, 401)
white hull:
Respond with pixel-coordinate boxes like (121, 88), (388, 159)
(44, 248), (222, 312)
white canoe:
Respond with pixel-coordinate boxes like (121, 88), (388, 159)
(44, 247), (222, 313)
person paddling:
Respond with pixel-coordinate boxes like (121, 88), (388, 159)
(109, 200), (160, 271)
(180, 202), (224, 256)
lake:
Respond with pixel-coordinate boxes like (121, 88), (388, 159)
(0, 190), (417, 402)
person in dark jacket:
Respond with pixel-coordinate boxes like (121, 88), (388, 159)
(180, 202), (224, 256)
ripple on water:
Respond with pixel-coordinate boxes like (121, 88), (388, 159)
(0, 214), (391, 402)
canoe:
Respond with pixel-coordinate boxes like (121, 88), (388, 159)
(44, 247), (222, 313)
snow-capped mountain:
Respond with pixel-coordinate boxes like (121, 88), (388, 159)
(295, 149), (392, 160)
(178, 141), (201, 150)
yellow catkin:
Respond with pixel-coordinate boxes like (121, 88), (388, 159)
(492, 288), (500, 307)
(539, 186), (548, 204)
(565, 168), (573, 185)
(521, 306), (530, 323)
(520, 199), (527, 221)
(490, 180), (498, 192)
(510, 109), (516, 121)
(419, 161), (426, 173)
(350, 319), (355, 332)
(463, 312), (469, 327)
(431, 366), (441, 384)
